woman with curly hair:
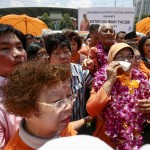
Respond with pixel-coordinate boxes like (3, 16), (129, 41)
(2, 61), (77, 150)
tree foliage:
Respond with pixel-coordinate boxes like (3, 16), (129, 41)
(59, 13), (75, 30)
(40, 13), (55, 30)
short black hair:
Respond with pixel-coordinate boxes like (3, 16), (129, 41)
(0, 24), (26, 50)
(26, 42), (44, 60)
(44, 33), (71, 56)
(89, 24), (100, 34)
(64, 31), (82, 50)
(138, 35), (150, 62)
(116, 31), (126, 39)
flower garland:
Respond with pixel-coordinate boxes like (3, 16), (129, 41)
(93, 44), (150, 149)
(93, 42), (108, 92)
(102, 69), (149, 150)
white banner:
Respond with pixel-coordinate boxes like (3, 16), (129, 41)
(78, 7), (135, 34)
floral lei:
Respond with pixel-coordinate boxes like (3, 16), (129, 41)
(93, 43), (150, 150)
(93, 42), (108, 92)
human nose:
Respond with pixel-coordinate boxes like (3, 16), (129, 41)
(60, 52), (66, 58)
(12, 47), (25, 61)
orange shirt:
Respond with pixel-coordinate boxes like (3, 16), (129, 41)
(86, 87), (115, 149)
(139, 61), (150, 76)
(4, 123), (76, 150)
(71, 52), (87, 64)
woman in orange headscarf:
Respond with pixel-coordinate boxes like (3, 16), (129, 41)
(87, 43), (150, 149)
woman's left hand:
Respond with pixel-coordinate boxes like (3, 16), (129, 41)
(137, 99), (150, 113)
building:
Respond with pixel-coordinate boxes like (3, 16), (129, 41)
(133, 0), (150, 17)
(0, 7), (78, 30)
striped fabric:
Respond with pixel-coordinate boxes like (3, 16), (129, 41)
(70, 63), (93, 121)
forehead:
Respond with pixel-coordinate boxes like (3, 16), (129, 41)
(116, 48), (133, 55)
(0, 32), (21, 44)
(145, 39), (150, 44)
(100, 24), (113, 31)
(39, 80), (71, 102)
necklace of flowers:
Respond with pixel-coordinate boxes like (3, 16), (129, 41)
(93, 42), (108, 92)
(101, 69), (150, 150)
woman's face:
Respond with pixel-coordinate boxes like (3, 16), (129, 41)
(114, 48), (134, 73)
(70, 39), (78, 56)
(50, 45), (71, 66)
(26, 80), (73, 138)
(0, 32), (27, 77)
(143, 39), (150, 58)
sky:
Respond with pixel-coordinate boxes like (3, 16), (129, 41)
(0, 0), (133, 8)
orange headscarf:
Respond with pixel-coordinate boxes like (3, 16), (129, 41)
(107, 43), (134, 64)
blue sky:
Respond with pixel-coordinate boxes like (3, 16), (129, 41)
(0, 0), (133, 8)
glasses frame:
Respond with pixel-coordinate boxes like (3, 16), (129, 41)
(37, 93), (77, 110)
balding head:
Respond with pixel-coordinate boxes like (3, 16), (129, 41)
(98, 23), (115, 51)
(98, 23), (114, 33)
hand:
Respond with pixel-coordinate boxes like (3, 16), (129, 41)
(137, 99), (150, 114)
(82, 58), (95, 70)
(84, 116), (95, 124)
(106, 61), (121, 84)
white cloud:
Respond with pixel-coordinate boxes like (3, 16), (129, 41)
(66, 0), (93, 8)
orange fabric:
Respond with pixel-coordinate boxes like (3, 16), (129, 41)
(4, 130), (34, 150)
(139, 61), (150, 75)
(86, 88), (115, 148)
(71, 52), (87, 64)
(4, 123), (76, 150)
(0, 14), (48, 36)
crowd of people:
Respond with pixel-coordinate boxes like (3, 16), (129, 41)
(0, 22), (150, 150)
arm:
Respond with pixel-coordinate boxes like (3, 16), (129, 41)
(70, 116), (94, 131)
(87, 61), (121, 117)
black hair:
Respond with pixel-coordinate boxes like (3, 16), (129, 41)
(138, 35), (150, 63)
(64, 31), (82, 50)
(89, 24), (100, 34)
(0, 24), (26, 50)
(25, 34), (34, 39)
(116, 31), (126, 39)
(44, 33), (71, 56)
(26, 42), (44, 60)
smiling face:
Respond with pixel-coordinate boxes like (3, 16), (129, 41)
(0, 32), (27, 77)
(25, 79), (73, 138)
(99, 24), (115, 49)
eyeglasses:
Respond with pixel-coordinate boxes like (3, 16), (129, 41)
(134, 56), (141, 61)
(101, 29), (115, 34)
(37, 94), (77, 110)
(115, 55), (134, 61)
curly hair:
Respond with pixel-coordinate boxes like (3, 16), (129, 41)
(2, 61), (70, 117)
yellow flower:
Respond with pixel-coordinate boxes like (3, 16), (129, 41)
(117, 75), (139, 94)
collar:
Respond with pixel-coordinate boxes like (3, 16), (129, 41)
(70, 63), (79, 76)
(19, 119), (59, 149)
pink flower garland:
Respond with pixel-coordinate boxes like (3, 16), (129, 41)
(93, 43), (150, 150)
(93, 42), (108, 92)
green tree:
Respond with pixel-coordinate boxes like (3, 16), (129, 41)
(59, 13), (75, 30)
(40, 13), (55, 30)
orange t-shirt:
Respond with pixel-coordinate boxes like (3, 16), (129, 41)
(86, 87), (115, 149)
(4, 123), (77, 150)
